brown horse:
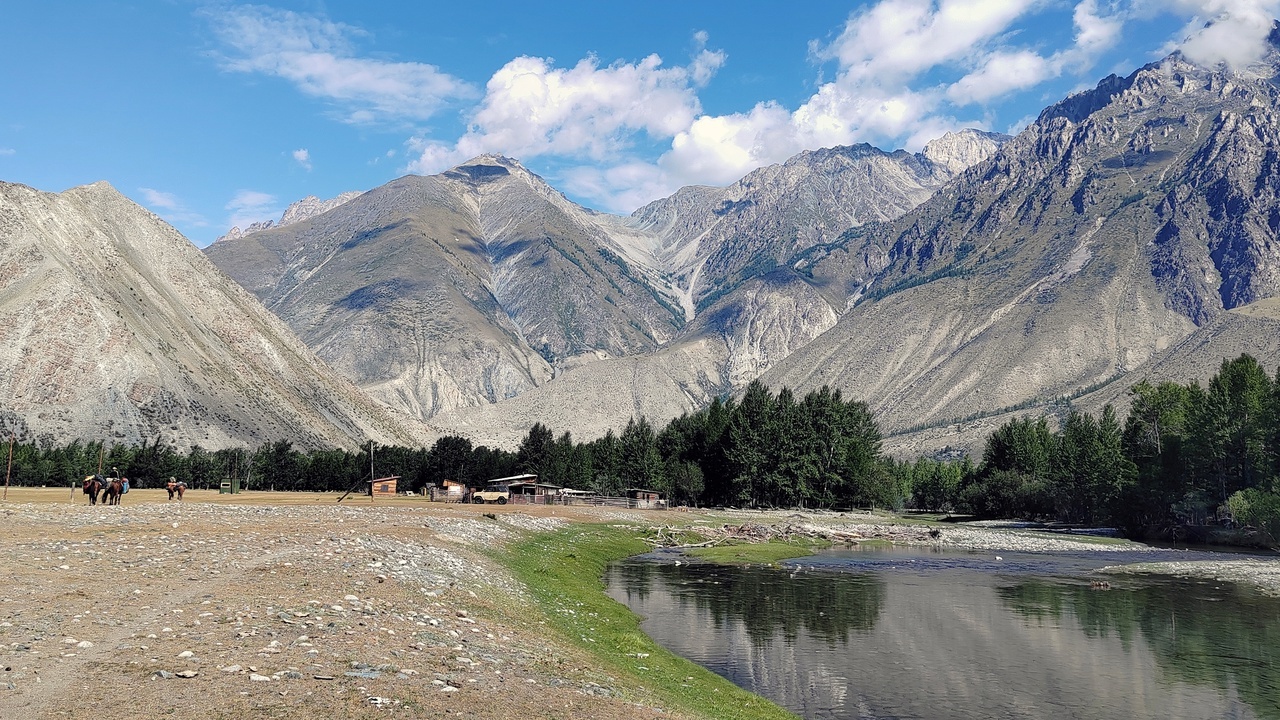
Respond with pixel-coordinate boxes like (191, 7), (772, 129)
(101, 478), (124, 505)
(166, 479), (185, 501)
(82, 475), (103, 505)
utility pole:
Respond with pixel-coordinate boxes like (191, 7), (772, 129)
(3, 436), (12, 501)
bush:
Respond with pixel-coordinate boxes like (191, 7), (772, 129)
(1226, 488), (1280, 544)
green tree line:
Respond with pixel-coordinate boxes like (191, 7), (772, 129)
(5, 355), (1279, 541)
(928, 354), (1280, 538)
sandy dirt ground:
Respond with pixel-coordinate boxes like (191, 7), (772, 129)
(0, 488), (679, 720)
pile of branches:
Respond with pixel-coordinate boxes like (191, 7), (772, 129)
(642, 522), (940, 548)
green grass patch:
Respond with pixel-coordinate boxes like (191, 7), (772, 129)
(498, 523), (798, 720)
(689, 540), (828, 566)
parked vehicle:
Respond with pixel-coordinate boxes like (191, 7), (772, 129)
(472, 488), (508, 504)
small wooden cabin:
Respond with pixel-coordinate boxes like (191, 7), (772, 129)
(506, 480), (563, 504)
(626, 488), (666, 509)
(370, 475), (400, 498)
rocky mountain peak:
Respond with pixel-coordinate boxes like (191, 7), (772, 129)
(922, 129), (1009, 175)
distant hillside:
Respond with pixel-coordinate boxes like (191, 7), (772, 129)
(0, 180), (430, 450)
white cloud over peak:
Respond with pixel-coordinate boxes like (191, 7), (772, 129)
(1166, 0), (1280, 68)
(209, 5), (475, 123)
(225, 189), (280, 230)
(213, 1), (1280, 216)
(138, 187), (209, 227)
(139, 187), (180, 210)
(406, 43), (726, 175)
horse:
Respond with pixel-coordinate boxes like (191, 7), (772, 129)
(166, 478), (186, 501)
(101, 478), (124, 506)
(82, 475), (103, 505)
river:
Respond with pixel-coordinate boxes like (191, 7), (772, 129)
(605, 545), (1280, 720)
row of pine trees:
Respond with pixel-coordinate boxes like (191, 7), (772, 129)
(5, 355), (1279, 540)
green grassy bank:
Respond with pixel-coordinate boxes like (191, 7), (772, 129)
(498, 523), (799, 720)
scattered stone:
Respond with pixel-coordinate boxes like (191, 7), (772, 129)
(176, 670), (198, 679)
(250, 674), (271, 682)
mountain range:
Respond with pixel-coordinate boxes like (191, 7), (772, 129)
(4, 34), (1280, 455)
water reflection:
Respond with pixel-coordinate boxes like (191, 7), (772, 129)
(611, 560), (885, 646)
(607, 548), (1280, 720)
(1001, 579), (1280, 719)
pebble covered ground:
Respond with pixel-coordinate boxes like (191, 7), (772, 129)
(0, 491), (674, 720)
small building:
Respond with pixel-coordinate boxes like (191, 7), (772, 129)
(507, 480), (562, 501)
(370, 475), (400, 498)
(626, 488), (666, 509)
(430, 479), (469, 502)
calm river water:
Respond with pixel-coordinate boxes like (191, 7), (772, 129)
(605, 545), (1280, 720)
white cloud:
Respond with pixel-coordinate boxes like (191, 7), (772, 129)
(139, 187), (180, 210)
(0, 147), (14, 156)
(1074, 0), (1126, 55)
(208, 5), (475, 123)
(1165, 0), (1280, 68)
(292, 148), (312, 170)
(137, 187), (209, 227)
(406, 38), (725, 174)
(225, 189), (280, 230)
(816, 0), (1038, 83)
(948, 50), (1056, 104)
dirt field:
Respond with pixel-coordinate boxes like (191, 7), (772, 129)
(0, 488), (681, 720)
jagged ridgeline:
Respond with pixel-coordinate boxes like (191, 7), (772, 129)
(767, 37), (1280, 453)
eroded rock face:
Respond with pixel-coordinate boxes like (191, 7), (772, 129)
(205, 156), (686, 424)
(768, 47), (1280, 443)
(0, 180), (429, 450)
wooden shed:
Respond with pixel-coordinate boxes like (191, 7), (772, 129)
(370, 475), (401, 498)
(626, 488), (666, 509)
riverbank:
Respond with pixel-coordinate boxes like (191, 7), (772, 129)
(1098, 558), (1280, 596)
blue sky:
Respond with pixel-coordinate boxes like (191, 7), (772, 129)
(2, 1), (1277, 246)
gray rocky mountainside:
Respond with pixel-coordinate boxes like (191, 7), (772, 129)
(206, 135), (1004, 432)
(764, 37), (1280, 451)
(204, 156), (687, 421)
(626, 130), (1008, 317)
(0, 180), (430, 450)
(435, 39), (1280, 450)
(216, 191), (363, 243)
